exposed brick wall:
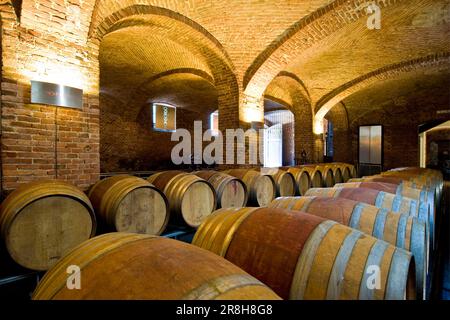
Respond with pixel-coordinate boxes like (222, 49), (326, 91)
(1, 1), (99, 194)
(100, 93), (210, 172)
(325, 102), (352, 164)
(348, 86), (450, 170)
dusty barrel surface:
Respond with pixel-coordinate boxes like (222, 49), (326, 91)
(148, 171), (216, 228)
(33, 233), (280, 300)
(283, 167), (311, 195)
(0, 180), (96, 271)
(88, 175), (169, 235)
(193, 171), (247, 208)
(193, 208), (416, 300)
(269, 196), (427, 299)
(224, 169), (275, 207)
(297, 165), (323, 188)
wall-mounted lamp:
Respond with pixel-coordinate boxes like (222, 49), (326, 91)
(31, 80), (83, 109)
(313, 117), (324, 134)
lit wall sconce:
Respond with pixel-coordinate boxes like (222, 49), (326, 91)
(31, 80), (83, 109)
(243, 95), (264, 123)
(313, 117), (324, 134)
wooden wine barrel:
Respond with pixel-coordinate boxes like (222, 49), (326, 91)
(334, 181), (431, 225)
(0, 180), (96, 271)
(256, 168), (295, 197)
(332, 164), (352, 182)
(297, 166), (323, 188)
(320, 164), (343, 184)
(384, 168), (442, 212)
(269, 196), (427, 299)
(315, 165), (335, 187)
(349, 176), (436, 249)
(193, 208), (416, 300)
(282, 167), (311, 195)
(193, 171), (247, 208)
(224, 169), (275, 207)
(347, 164), (358, 178)
(33, 233), (281, 300)
(305, 187), (427, 223)
(148, 171), (216, 228)
(88, 175), (169, 235)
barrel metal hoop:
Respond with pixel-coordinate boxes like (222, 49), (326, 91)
(358, 240), (389, 300)
(373, 208), (389, 239)
(349, 203), (365, 230)
(326, 229), (363, 299)
(375, 192), (386, 208)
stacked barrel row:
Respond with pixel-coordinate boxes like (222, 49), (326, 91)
(0, 171), (217, 271)
(0, 167), (293, 272)
(0, 173), (282, 300)
(191, 165), (441, 300)
(293, 166), (442, 299)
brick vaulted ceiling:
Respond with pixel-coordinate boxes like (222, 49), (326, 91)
(92, 0), (450, 119)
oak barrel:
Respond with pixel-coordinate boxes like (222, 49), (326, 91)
(33, 233), (280, 300)
(315, 165), (335, 187)
(148, 171), (216, 228)
(351, 176), (437, 249)
(334, 181), (433, 243)
(193, 171), (247, 208)
(256, 168), (295, 197)
(319, 164), (343, 184)
(224, 169), (276, 206)
(0, 180), (96, 271)
(282, 167), (311, 195)
(305, 187), (427, 223)
(88, 175), (169, 235)
(332, 164), (352, 182)
(269, 196), (427, 299)
(297, 166), (323, 188)
(193, 207), (416, 300)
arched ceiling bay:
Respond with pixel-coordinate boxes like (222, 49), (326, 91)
(343, 66), (450, 125)
(283, 0), (450, 110)
(99, 14), (231, 116)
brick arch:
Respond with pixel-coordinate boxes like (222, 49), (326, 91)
(314, 52), (450, 126)
(88, 3), (241, 131)
(89, 4), (234, 72)
(264, 74), (315, 162)
(243, 0), (401, 99)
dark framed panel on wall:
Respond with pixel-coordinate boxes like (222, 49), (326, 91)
(358, 124), (384, 177)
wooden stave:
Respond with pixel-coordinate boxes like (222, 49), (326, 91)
(306, 187), (432, 254)
(88, 175), (169, 235)
(193, 207), (416, 300)
(269, 196), (427, 299)
(148, 171), (217, 228)
(33, 233), (281, 300)
(0, 180), (97, 271)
